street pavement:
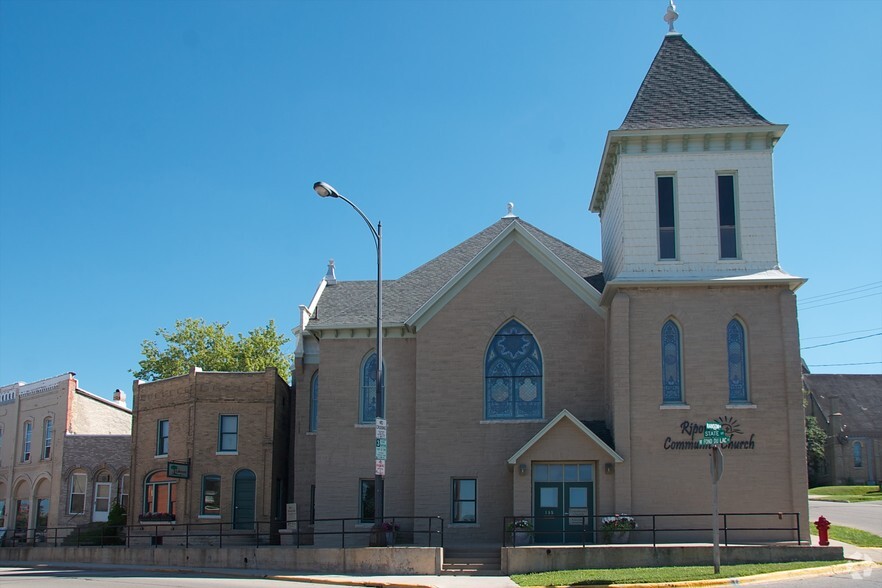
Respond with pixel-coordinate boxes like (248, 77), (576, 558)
(809, 499), (882, 536)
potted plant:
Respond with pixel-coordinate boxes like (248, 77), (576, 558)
(507, 518), (533, 546)
(381, 521), (399, 546)
(601, 514), (636, 543)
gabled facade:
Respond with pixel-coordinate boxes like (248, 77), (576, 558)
(804, 374), (882, 486)
(294, 10), (809, 546)
(0, 373), (131, 540)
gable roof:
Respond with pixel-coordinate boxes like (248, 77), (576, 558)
(507, 409), (623, 464)
(620, 34), (773, 130)
(306, 218), (604, 330)
(804, 374), (882, 438)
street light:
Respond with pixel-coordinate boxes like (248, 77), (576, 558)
(313, 181), (386, 544)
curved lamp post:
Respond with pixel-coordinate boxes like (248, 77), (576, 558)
(313, 181), (386, 543)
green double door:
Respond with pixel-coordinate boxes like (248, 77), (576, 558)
(533, 464), (595, 544)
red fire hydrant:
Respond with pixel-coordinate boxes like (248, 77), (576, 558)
(814, 516), (831, 546)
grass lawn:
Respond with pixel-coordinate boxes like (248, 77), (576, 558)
(809, 485), (882, 503)
(809, 523), (882, 548)
(511, 560), (848, 586)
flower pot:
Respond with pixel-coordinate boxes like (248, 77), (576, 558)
(605, 530), (630, 544)
(385, 531), (395, 546)
(513, 530), (532, 546)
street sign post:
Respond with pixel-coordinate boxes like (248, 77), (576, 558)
(701, 421), (726, 574)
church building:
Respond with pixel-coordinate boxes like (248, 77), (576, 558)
(293, 6), (809, 546)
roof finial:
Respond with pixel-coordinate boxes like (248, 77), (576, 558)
(325, 258), (337, 285)
(664, 0), (679, 35)
(503, 202), (518, 219)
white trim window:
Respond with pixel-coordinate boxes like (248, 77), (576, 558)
(69, 472), (87, 514)
(156, 419), (169, 456)
(218, 415), (238, 453)
(42, 417), (53, 460)
(657, 175), (677, 260)
(22, 421), (32, 462)
(717, 173), (738, 259)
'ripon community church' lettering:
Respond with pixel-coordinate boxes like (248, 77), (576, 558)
(664, 419), (757, 451)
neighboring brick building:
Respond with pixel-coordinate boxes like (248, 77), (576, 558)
(804, 374), (882, 486)
(129, 367), (291, 534)
(0, 373), (131, 539)
(293, 13), (809, 545)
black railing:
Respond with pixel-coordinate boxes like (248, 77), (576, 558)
(0, 516), (444, 549)
(502, 512), (803, 547)
(287, 516), (444, 548)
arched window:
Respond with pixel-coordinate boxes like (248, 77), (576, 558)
(309, 372), (319, 432)
(360, 354), (384, 424)
(727, 319), (749, 403)
(853, 442), (863, 468)
(661, 320), (683, 403)
(144, 471), (177, 518)
(42, 417), (53, 460)
(21, 421), (32, 462)
(485, 319), (543, 420)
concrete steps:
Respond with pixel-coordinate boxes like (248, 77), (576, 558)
(442, 547), (502, 575)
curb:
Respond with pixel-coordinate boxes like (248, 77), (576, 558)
(558, 560), (880, 588)
(267, 577), (435, 588)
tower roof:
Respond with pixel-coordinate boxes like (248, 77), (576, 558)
(619, 34), (773, 130)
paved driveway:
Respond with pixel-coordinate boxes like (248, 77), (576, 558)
(809, 500), (882, 536)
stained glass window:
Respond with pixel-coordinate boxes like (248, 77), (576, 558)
(727, 319), (748, 403)
(661, 320), (682, 403)
(485, 319), (542, 420)
(361, 354), (384, 424)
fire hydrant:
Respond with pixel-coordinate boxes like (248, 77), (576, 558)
(814, 515), (831, 546)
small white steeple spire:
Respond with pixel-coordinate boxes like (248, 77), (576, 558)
(325, 258), (337, 285)
(503, 202), (518, 219)
(664, 0), (680, 35)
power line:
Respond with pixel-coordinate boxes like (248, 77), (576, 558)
(798, 280), (882, 303)
(808, 361), (882, 367)
(802, 327), (882, 341)
(800, 332), (882, 350)
(798, 291), (882, 311)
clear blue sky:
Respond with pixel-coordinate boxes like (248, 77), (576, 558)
(1, 0), (880, 401)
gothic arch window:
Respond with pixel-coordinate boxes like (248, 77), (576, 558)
(661, 319), (683, 404)
(727, 319), (749, 403)
(484, 319), (543, 420)
(853, 442), (863, 468)
(309, 371), (319, 432)
(360, 353), (384, 424)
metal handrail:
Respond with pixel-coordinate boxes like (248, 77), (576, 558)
(503, 511), (803, 547)
(0, 515), (444, 549)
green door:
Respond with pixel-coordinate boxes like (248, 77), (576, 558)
(564, 482), (594, 543)
(233, 469), (256, 530)
(533, 483), (564, 544)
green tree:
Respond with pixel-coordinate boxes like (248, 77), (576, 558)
(805, 416), (827, 488)
(133, 318), (292, 381)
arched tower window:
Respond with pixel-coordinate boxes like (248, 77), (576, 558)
(360, 354), (384, 424)
(484, 319), (543, 420)
(662, 320), (683, 403)
(727, 319), (749, 403)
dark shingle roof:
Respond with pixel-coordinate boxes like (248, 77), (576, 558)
(310, 218), (604, 328)
(804, 374), (882, 438)
(620, 34), (772, 130)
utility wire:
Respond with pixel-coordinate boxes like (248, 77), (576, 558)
(800, 332), (882, 350)
(798, 291), (882, 311)
(808, 361), (882, 367)
(802, 327), (882, 340)
(798, 280), (882, 303)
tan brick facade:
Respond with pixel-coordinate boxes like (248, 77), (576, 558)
(0, 373), (131, 538)
(293, 243), (809, 545)
(129, 367), (290, 531)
